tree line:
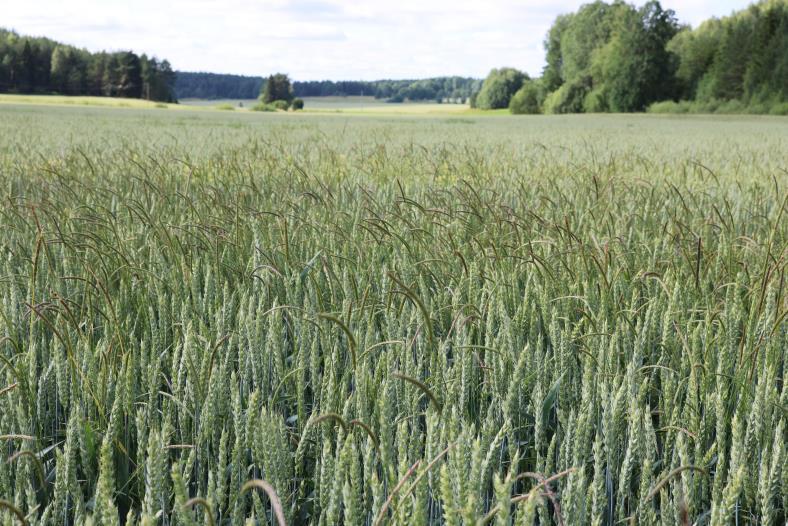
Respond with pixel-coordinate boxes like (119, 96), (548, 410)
(174, 73), (482, 103)
(475, 0), (787, 115)
(174, 71), (263, 100)
(5, 0), (784, 114)
(0, 28), (176, 101)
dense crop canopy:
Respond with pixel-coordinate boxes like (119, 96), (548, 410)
(0, 106), (786, 524)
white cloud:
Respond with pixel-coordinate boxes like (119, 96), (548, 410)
(2, 0), (752, 80)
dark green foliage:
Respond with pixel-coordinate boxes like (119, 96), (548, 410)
(666, 19), (722, 100)
(541, 0), (680, 113)
(251, 102), (276, 111)
(475, 68), (528, 109)
(671, 0), (787, 107)
(538, 0), (786, 114)
(174, 71), (264, 99)
(260, 73), (294, 104)
(0, 30), (55, 93)
(647, 97), (788, 115)
(251, 99), (290, 111)
(299, 77), (481, 102)
(542, 15), (571, 93)
(115, 52), (142, 98)
(140, 55), (176, 102)
(295, 79), (374, 96)
(543, 76), (591, 114)
(271, 99), (290, 110)
(292, 98), (304, 110)
(371, 77), (482, 102)
(174, 74), (482, 103)
(616, 1), (681, 109)
(50, 45), (89, 95)
(0, 28), (175, 101)
(509, 80), (544, 114)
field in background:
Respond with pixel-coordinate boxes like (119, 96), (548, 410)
(301, 96), (471, 114)
(178, 95), (472, 114)
(179, 97), (259, 109)
(0, 93), (182, 110)
(0, 104), (786, 525)
(1, 93), (473, 115)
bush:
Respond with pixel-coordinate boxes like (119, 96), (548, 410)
(509, 81), (543, 114)
(292, 98), (304, 110)
(543, 77), (591, 114)
(475, 68), (527, 110)
(252, 100), (291, 111)
(715, 99), (746, 114)
(768, 101), (788, 115)
(647, 98), (788, 115)
(647, 100), (689, 113)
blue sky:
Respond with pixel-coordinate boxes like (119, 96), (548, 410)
(4, 0), (752, 80)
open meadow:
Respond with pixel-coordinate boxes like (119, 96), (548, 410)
(177, 96), (471, 115)
(0, 103), (786, 525)
(0, 94), (472, 116)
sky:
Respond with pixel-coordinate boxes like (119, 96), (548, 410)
(3, 0), (752, 80)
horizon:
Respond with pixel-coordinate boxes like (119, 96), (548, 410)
(4, 0), (751, 82)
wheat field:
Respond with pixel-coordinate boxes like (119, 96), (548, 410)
(0, 104), (786, 525)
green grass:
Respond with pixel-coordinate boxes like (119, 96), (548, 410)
(0, 93), (474, 116)
(300, 96), (471, 115)
(181, 95), (474, 116)
(0, 104), (786, 525)
(0, 93), (187, 110)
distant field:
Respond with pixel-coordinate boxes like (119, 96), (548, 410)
(179, 95), (472, 114)
(302, 95), (389, 107)
(179, 97), (259, 109)
(0, 103), (786, 525)
(0, 93), (181, 110)
(305, 96), (471, 114)
(0, 93), (498, 116)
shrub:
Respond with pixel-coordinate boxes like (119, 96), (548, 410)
(715, 99), (746, 114)
(648, 97), (788, 115)
(647, 100), (688, 113)
(768, 101), (788, 115)
(509, 81), (544, 114)
(475, 67), (527, 109)
(292, 98), (304, 110)
(543, 77), (591, 114)
(253, 100), (291, 111)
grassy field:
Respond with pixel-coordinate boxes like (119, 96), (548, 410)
(179, 95), (474, 115)
(177, 97), (411, 111)
(0, 103), (786, 525)
(2, 93), (473, 116)
(299, 97), (471, 115)
(0, 93), (183, 110)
